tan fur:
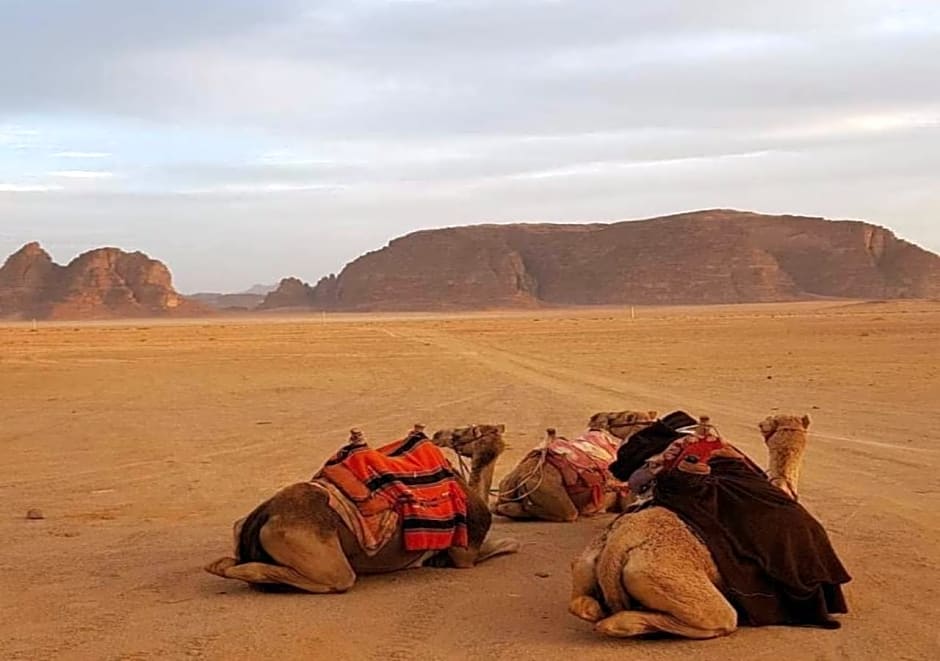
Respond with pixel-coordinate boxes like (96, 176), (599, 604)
(760, 414), (809, 499)
(205, 425), (519, 592)
(569, 414), (811, 639)
(588, 410), (659, 438)
(495, 411), (657, 522)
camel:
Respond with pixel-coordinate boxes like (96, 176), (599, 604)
(569, 414), (820, 639)
(205, 424), (519, 593)
(493, 410), (658, 522)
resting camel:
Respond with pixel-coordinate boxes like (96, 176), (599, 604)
(493, 410), (657, 522)
(569, 414), (825, 638)
(205, 424), (519, 592)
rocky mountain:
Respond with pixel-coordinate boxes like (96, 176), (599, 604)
(187, 292), (265, 310)
(0, 242), (206, 320)
(243, 283), (277, 296)
(187, 284), (275, 311)
(261, 210), (940, 310)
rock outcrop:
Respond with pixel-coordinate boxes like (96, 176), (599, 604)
(0, 243), (206, 319)
(260, 210), (940, 310)
(187, 292), (266, 310)
(257, 277), (317, 310)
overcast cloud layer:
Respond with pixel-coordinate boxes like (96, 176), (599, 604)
(1, 0), (939, 292)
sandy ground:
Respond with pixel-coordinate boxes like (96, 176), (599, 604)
(1, 301), (938, 660)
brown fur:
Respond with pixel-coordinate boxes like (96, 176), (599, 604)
(569, 414), (811, 639)
(495, 411), (657, 522)
(206, 424), (518, 592)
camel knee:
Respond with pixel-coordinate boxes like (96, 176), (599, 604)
(569, 596), (605, 623)
(330, 572), (356, 593)
(696, 601), (737, 634)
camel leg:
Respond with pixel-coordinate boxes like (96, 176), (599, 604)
(218, 561), (351, 593)
(569, 532), (607, 623)
(493, 501), (533, 519)
(446, 537), (520, 568)
(206, 521), (357, 593)
(594, 555), (737, 639)
(474, 537), (521, 563)
(522, 469), (579, 522)
(260, 522), (357, 592)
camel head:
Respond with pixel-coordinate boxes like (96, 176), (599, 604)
(431, 424), (506, 457)
(431, 424), (506, 500)
(588, 410), (659, 440)
(758, 413), (811, 500)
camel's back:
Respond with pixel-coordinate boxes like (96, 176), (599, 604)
(607, 507), (719, 580)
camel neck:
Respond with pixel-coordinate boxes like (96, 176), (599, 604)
(469, 456), (496, 501)
(765, 433), (806, 497)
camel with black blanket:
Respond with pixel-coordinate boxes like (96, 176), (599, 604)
(492, 410), (658, 522)
(569, 414), (851, 639)
(205, 424), (518, 593)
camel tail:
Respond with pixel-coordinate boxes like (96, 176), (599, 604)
(236, 501), (276, 565)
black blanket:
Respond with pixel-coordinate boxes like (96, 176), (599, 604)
(608, 410), (697, 481)
(653, 456), (851, 628)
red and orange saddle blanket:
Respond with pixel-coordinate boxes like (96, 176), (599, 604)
(311, 431), (468, 554)
(539, 430), (626, 515)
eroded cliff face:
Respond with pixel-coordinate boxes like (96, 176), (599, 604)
(257, 277), (317, 310)
(260, 210), (940, 311)
(0, 243), (205, 319)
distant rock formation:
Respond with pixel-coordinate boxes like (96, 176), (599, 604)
(187, 284), (275, 310)
(0, 242), (207, 320)
(260, 210), (940, 311)
(244, 283), (277, 296)
(257, 277), (317, 310)
(186, 292), (265, 310)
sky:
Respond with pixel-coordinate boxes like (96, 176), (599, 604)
(1, 1), (939, 293)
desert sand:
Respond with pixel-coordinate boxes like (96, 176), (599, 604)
(2, 301), (938, 660)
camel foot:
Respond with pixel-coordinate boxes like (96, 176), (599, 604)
(594, 611), (655, 638)
(569, 596), (605, 623)
(594, 609), (735, 639)
(205, 556), (237, 577)
(493, 502), (530, 519)
(476, 537), (521, 563)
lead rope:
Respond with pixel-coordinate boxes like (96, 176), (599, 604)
(489, 444), (550, 503)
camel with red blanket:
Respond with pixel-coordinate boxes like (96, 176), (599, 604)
(569, 414), (851, 639)
(204, 424), (519, 593)
(493, 410), (657, 522)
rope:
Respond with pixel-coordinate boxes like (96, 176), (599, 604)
(488, 445), (550, 502)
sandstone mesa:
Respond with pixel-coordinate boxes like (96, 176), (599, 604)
(3, 209), (939, 319)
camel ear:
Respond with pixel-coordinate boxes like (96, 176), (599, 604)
(801, 414), (811, 430)
(648, 410), (658, 419)
(471, 425), (481, 439)
(758, 416), (777, 438)
(626, 412), (637, 423)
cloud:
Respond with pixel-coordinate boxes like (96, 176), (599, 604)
(0, 183), (63, 192)
(0, 1), (938, 290)
(53, 151), (111, 159)
(48, 170), (115, 179)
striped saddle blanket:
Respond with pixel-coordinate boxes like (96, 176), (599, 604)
(314, 431), (468, 552)
(541, 430), (625, 513)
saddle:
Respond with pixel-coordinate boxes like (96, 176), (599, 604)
(313, 429), (469, 553)
(540, 429), (626, 514)
(608, 410), (698, 480)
